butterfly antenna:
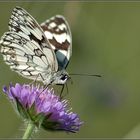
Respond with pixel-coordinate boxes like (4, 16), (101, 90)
(69, 73), (102, 77)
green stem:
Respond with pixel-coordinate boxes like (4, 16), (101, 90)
(22, 121), (36, 139)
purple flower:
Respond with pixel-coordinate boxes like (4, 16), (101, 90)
(3, 83), (83, 132)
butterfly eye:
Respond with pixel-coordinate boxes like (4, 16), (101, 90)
(60, 74), (68, 81)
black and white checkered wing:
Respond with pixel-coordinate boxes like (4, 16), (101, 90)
(41, 15), (72, 70)
(0, 7), (58, 81)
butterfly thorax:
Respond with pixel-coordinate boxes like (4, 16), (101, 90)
(43, 70), (70, 85)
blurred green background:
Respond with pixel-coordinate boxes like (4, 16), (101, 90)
(0, 1), (140, 138)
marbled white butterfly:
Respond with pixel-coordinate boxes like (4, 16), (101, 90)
(0, 6), (72, 86)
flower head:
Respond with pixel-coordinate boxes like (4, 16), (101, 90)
(3, 83), (83, 133)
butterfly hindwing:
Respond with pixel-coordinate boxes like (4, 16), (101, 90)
(41, 15), (72, 70)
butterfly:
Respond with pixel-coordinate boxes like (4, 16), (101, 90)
(0, 6), (72, 86)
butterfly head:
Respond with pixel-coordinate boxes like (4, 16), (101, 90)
(52, 70), (70, 85)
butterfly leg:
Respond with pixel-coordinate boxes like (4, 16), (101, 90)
(59, 84), (64, 100)
(59, 83), (69, 100)
(29, 73), (45, 86)
(19, 66), (43, 85)
(37, 84), (51, 98)
(29, 74), (39, 85)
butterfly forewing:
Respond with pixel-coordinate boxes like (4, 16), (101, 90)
(0, 6), (72, 85)
(41, 15), (72, 70)
(0, 7), (58, 82)
(1, 32), (47, 81)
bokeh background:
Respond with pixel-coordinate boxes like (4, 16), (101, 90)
(0, 1), (140, 138)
